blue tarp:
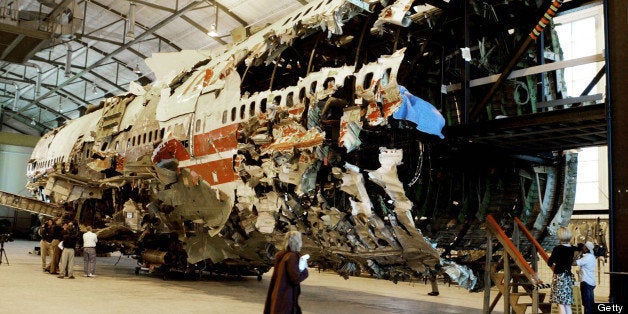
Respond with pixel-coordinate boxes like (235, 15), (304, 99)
(393, 86), (445, 139)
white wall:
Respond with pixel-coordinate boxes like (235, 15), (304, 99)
(0, 144), (35, 235)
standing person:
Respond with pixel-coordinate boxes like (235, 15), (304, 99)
(264, 231), (309, 314)
(39, 219), (54, 272)
(428, 270), (439, 296)
(82, 226), (98, 277)
(547, 227), (578, 314)
(576, 241), (596, 314)
(49, 218), (63, 275)
(58, 224), (78, 279)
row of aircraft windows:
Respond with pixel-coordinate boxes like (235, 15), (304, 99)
(126, 128), (166, 148)
(216, 69), (391, 126)
(33, 156), (63, 170)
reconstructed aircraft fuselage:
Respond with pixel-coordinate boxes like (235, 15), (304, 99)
(24, 0), (573, 286)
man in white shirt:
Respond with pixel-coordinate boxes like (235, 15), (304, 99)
(82, 226), (98, 277)
(576, 241), (596, 314)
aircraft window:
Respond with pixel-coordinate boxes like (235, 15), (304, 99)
(326, 0), (333, 4)
(363, 72), (374, 89)
(143, 133), (147, 144)
(286, 92), (294, 107)
(86, 149), (90, 158)
(315, 2), (323, 10)
(132, 136), (136, 146)
(274, 95), (282, 107)
(282, 17), (292, 26)
(160, 128), (165, 139)
(382, 68), (392, 86)
(299, 87), (306, 102)
(101, 142), (108, 151)
(249, 101), (256, 117)
(294, 12), (302, 20)
(115, 141), (119, 150)
(240, 105), (246, 119)
(222, 110), (228, 124)
(260, 98), (267, 113)
(304, 7), (312, 16)
(127, 139), (130, 148)
(195, 119), (201, 132)
(231, 107), (236, 122)
(154, 130), (159, 140)
(310, 81), (317, 94)
(148, 132), (152, 142)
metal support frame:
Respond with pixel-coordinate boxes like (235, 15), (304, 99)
(5, 0), (202, 123)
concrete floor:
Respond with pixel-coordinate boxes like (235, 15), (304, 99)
(1, 239), (500, 314)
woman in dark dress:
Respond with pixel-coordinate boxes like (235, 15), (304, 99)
(547, 227), (578, 314)
(264, 231), (309, 314)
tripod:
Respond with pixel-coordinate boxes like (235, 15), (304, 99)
(0, 241), (9, 265)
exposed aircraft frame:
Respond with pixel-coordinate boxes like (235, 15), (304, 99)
(17, 0), (591, 288)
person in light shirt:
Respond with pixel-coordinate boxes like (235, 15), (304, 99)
(576, 241), (596, 314)
(82, 226), (98, 277)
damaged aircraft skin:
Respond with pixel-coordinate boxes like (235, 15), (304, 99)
(25, 0), (578, 287)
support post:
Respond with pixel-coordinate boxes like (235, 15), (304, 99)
(605, 0), (628, 302)
(484, 232), (493, 313)
(503, 251), (511, 314)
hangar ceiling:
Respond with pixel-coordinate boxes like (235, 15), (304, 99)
(0, 0), (310, 135)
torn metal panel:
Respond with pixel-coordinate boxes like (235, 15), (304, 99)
(371, 0), (414, 33)
(548, 151), (578, 234)
(158, 170), (231, 237)
(122, 199), (142, 232)
(17, 0), (578, 289)
(263, 121), (325, 154)
(256, 191), (282, 234)
(340, 163), (372, 216)
(145, 50), (213, 85)
(96, 95), (135, 138)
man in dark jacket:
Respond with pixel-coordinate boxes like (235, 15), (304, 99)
(39, 219), (54, 272)
(264, 231), (309, 314)
(58, 224), (79, 279)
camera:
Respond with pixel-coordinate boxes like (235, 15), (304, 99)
(0, 233), (13, 243)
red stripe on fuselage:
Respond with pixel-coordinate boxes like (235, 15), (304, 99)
(186, 158), (236, 185)
(193, 124), (238, 157)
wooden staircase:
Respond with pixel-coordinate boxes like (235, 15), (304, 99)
(484, 215), (552, 314)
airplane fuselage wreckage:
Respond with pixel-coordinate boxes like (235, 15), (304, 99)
(23, 0), (584, 287)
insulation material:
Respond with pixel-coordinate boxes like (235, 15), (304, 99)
(442, 260), (478, 290)
(338, 106), (363, 152)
